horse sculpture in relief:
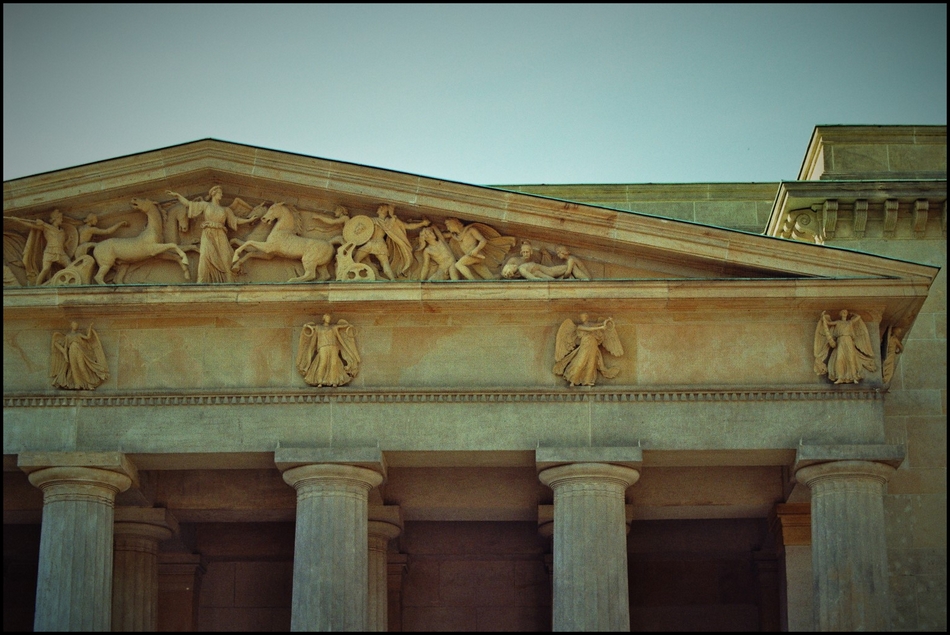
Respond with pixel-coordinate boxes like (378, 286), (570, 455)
(161, 202), (199, 252)
(230, 202), (340, 282)
(90, 198), (191, 284)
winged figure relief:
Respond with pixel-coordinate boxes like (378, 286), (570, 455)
(50, 322), (109, 390)
(553, 314), (624, 387)
(296, 315), (361, 387)
(813, 310), (877, 384)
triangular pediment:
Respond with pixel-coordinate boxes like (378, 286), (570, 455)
(3, 140), (938, 329)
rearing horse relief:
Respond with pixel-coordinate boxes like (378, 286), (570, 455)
(90, 198), (191, 284)
(231, 202), (340, 282)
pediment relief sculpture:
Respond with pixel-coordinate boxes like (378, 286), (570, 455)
(296, 315), (360, 387)
(5, 187), (628, 286)
(6, 210), (75, 286)
(813, 310), (877, 384)
(553, 314), (624, 387)
(231, 201), (339, 283)
(50, 322), (109, 390)
(167, 186), (258, 283)
(502, 240), (591, 280)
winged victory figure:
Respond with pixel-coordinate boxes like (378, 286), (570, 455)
(553, 314), (624, 386)
(295, 315), (361, 387)
(813, 309), (877, 384)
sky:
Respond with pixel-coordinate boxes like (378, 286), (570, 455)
(3, 4), (946, 185)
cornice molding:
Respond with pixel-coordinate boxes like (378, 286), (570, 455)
(4, 141), (940, 282)
(1, 278), (934, 325)
(766, 180), (947, 241)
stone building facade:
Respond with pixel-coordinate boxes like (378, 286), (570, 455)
(3, 125), (945, 631)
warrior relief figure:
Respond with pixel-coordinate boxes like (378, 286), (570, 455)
(296, 315), (360, 387)
(553, 314), (624, 387)
(443, 217), (516, 280)
(6, 210), (76, 286)
(813, 310), (877, 384)
(308, 205), (351, 234)
(354, 204), (430, 280)
(50, 322), (109, 390)
(416, 226), (459, 280)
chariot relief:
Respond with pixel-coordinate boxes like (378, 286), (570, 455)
(4, 187), (607, 286)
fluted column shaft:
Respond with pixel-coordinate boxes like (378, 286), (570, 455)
(367, 520), (401, 632)
(282, 463), (384, 632)
(28, 466), (132, 632)
(539, 462), (640, 632)
(796, 460), (895, 631)
(112, 515), (175, 631)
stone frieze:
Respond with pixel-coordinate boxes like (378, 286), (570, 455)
(3, 188), (600, 287)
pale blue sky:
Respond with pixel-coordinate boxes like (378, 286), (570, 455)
(3, 4), (946, 184)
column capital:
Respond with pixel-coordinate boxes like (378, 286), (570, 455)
(280, 462), (384, 492)
(539, 462), (641, 490)
(114, 507), (179, 543)
(368, 505), (403, 540)
(19, 451), (138, 495)
(795, 460), (896, 488)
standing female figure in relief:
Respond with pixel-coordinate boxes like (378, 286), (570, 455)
(813, 309), (877, 384)
(166, 186), (257, 283)
(553, 314), (624, 387)
(50, 322), (109, 390)
(296, 315), (361, 387)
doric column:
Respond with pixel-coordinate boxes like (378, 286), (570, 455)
(276, 448), (385, 632)
(367, 506), (403, 632)
(112, 507), (178, 631)
(537, 447), (641, 632)
(18, 451), (136, 632)
(794, 445), (904, 631)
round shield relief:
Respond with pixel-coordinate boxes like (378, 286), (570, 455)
(342, 215), (375, 246)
